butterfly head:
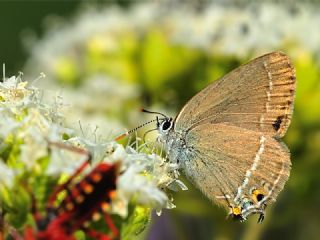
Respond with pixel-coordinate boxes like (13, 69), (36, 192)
(157, 117), (174, 135)
(140, 109), (174, 136)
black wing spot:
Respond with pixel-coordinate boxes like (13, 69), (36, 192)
(256, 194), (264, 202)
(273, 116), (284, 131)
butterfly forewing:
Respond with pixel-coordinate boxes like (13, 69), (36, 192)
(184, 123), (291, 212)
(174, 52), (296, 138)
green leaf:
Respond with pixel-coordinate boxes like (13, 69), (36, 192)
(121, 205), (151, 240)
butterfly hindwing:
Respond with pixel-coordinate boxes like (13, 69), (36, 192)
(183, 123), (291, 212)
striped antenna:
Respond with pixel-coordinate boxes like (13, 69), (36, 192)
(114, 118), (159, 141)
(141, 108), (168, 118)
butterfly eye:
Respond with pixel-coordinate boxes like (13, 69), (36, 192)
(161, 119), (172, 131)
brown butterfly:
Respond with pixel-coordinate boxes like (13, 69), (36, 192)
(154, 52), (296, 222)
(116, 52), (295, 222)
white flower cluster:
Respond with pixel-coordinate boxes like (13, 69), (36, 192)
(103, 141), (187, 217)
(24, 2), (320, 73)
(0, 75), (186, 217)
(63, 136), (187, 217)
(165, 3), (320, 57)
(0, 75), (70, 186)
(57, 75), (139, 138)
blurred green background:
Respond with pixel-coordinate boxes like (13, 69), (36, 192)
(1, 1), (320, 240)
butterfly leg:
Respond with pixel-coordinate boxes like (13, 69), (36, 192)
(257, 204), (266, 223)
(257, 213), (265, 223)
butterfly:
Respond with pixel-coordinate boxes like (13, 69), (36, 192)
(153, 52), (295, 222)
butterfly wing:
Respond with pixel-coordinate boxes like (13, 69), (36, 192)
(174, 52), (296, 138)
(183, 123), (291, 212)
(169, 52), (295, 217)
